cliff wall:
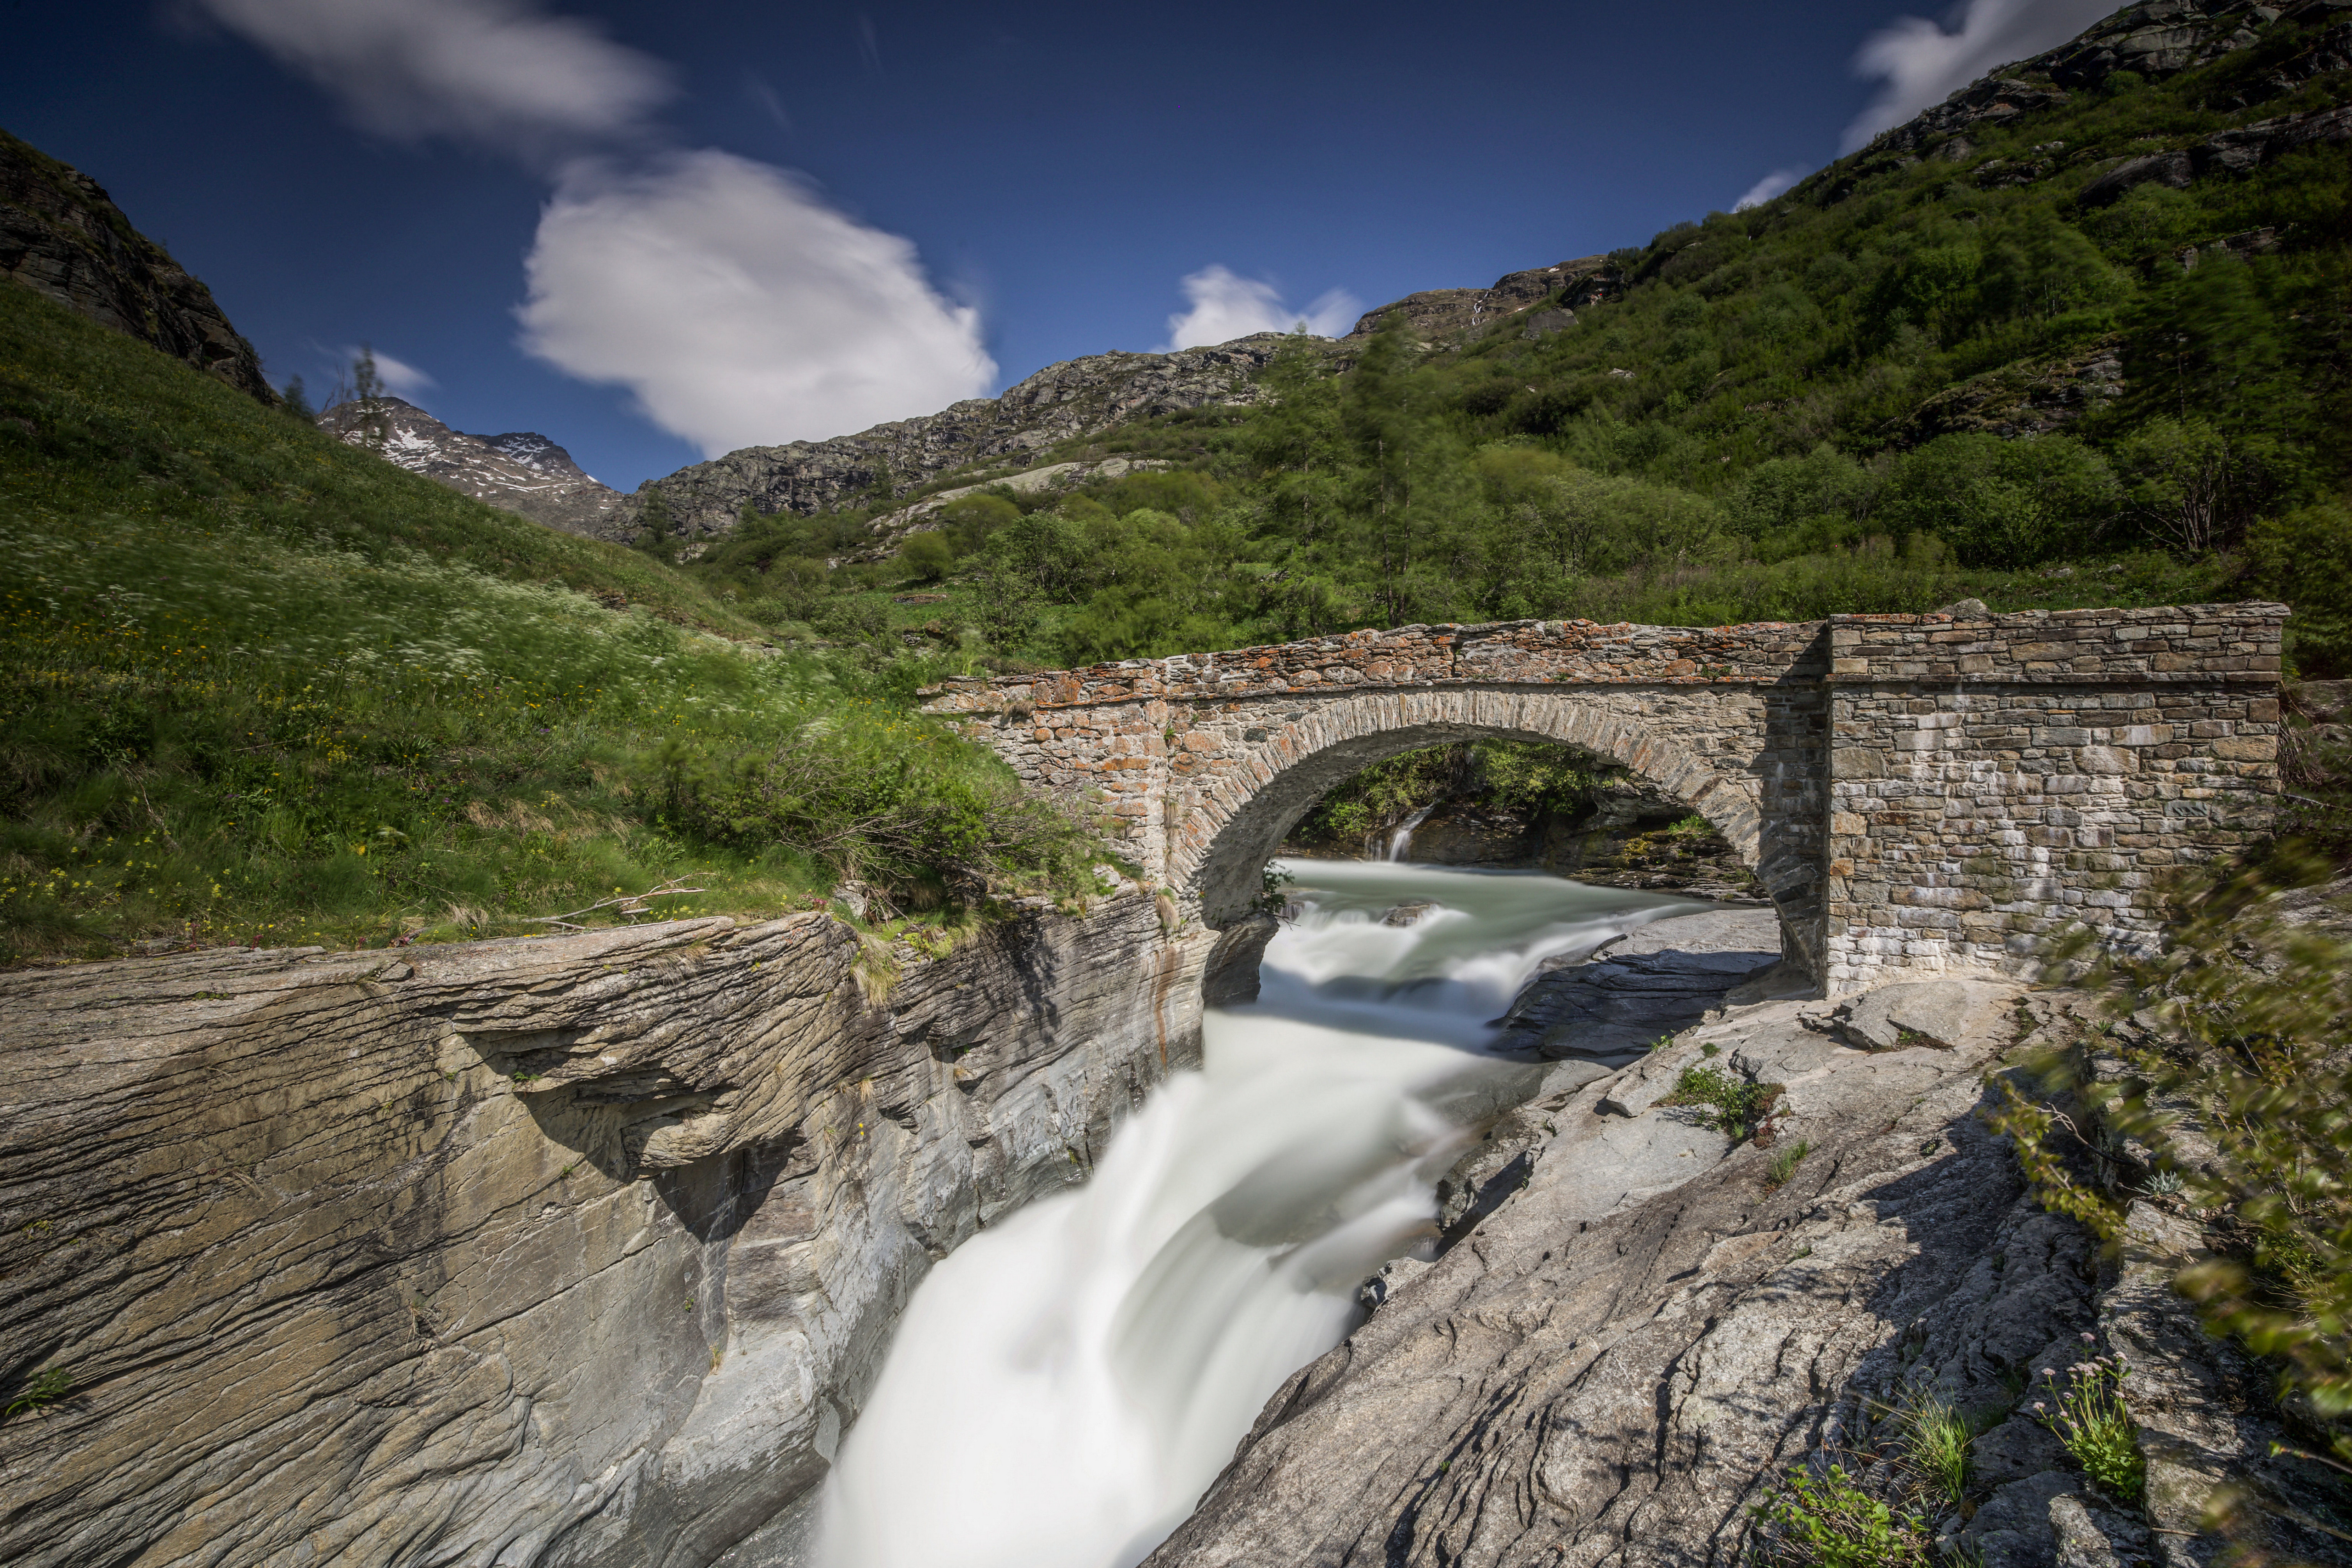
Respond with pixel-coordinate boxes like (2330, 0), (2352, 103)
(0, 128), (274, 404)
(0, 895), (1214, 1568)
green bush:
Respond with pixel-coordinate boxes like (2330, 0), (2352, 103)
(1988, 848), (2352, 1471)
(1753, 1464), (1934, 1568)
(1662, 1064), (1781, 1143)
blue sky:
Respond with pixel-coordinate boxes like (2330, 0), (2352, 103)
(6, 0), (2116, 490)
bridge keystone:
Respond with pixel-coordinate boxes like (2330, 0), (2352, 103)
(923, 603), (2285, 996)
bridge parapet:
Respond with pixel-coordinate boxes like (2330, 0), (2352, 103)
(922, 603), (2285, 995)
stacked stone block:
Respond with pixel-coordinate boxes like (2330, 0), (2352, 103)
(1821, 603), (2283, 991)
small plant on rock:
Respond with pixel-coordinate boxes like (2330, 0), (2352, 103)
(2032, 1353), (2144, 1500)
(1664, 1064), (1782, 1143)
(1752, 1463), (1933, 1568)
(1877, 1387), (1979, 1507)
(4, 1365), (71, 1420)
(1764, 1139), (1815, 1191)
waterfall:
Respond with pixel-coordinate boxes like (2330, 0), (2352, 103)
(1381, 802), (1437, 862)
(816, 860), (1702, 1568)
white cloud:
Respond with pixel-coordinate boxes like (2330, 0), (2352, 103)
(1843, 0), (2120, 152)
(346, 347), (437, 396)
(1733, 166), (1810, 211)
(190, 0), (671, 161)
(516, 151), (997, 457)
(1161, 266), (1360, 351)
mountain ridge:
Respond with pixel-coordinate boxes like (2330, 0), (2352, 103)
(314, 395), (631, 538)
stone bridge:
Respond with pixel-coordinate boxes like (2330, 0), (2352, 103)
(921, 604), (2284, 994)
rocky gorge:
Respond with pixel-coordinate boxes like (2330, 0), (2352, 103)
(9, 858), (2341, 1568)
(0, 892), (1239, 1568)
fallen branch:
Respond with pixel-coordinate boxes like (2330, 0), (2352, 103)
(531, 877), (706, 931)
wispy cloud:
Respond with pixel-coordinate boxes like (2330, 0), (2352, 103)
(189, 0), (672, 164)
(195, 0), (996, 458)
(1843, 0), (2120, 153)
(1161, 266), (1359, 351)
(518, 153), (995, 457)
(348, 346), (437, 396)
(1733, 166), (1810, 211)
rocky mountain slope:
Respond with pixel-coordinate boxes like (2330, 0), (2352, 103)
(0, 127), (273, 404)
(316, 396), (631, 538)
(1344, 254), (1620, 345)
(639, 332), (1336, 540)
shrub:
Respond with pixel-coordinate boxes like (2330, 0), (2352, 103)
(1663, 1064), (1781, 1143)
(1987, 849), (2352, 1471)
(898, 531), (955, 582)
(1752, 1464), (1934, 1568)
(1879, 1387), (1979, 1507)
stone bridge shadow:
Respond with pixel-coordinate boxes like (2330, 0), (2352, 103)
(922, 606), (2284, 996)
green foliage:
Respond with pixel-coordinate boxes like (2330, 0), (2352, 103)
(1987, 844), (2352, 1469)
(1883, 434), (2120, 569)
(1753, 1464), (1934, 1568)
(3, 1364), (69, 1419)
(2032, 1358), (2147, 1500)
(1877, 1388), (1983, 1508)
(1764, 1139), (1815, 1191)
(1663, 1063), (1781, 1143)
(899, 531), (955, 583)
(2253, 503), (2352, 674)
(654, 708), (1089, 896)
(1291, 739), (1601, 846)
(0, 281), (1091, 962)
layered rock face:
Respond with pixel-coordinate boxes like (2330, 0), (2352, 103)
(0, 128), (274, 404)
(640, 333), (1329, 539)
(0, 895), (1213, 1568)
(317, 396), (632, 539)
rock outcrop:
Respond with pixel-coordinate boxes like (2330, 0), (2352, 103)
(640, 334), (1334, 540)
(0, 127), (274, 404)
(1346, 255), (1620, 346)
(1145, 979), (2067, 1567)
(0, 894), (1214, 1568)
(317, 396), (632, 539)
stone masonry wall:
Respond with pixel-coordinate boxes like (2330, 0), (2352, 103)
(1822, 603), (2284, 991)
(924, 604), (2283, 992)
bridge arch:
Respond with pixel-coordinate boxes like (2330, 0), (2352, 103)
(1167, 687), (1807, 965)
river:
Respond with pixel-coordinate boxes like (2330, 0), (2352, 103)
(815, 859), (1707, 1568)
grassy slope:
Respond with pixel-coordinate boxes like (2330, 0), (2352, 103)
(0, 284), (1078, 964)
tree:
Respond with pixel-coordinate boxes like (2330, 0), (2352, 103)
(2114, 418), (2273, 558)
(351, 345), (389, 450)
(280, 375), (315, 421)
(899, 531), (955, 583)
(637, 487), (679, 563)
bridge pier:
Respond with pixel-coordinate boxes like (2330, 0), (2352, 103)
(924, 604), (2283, 996)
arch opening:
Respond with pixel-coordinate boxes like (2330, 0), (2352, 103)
(1172, 693), (1819, 987)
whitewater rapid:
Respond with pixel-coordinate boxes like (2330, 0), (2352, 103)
(816, 859), (1703, 1568)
